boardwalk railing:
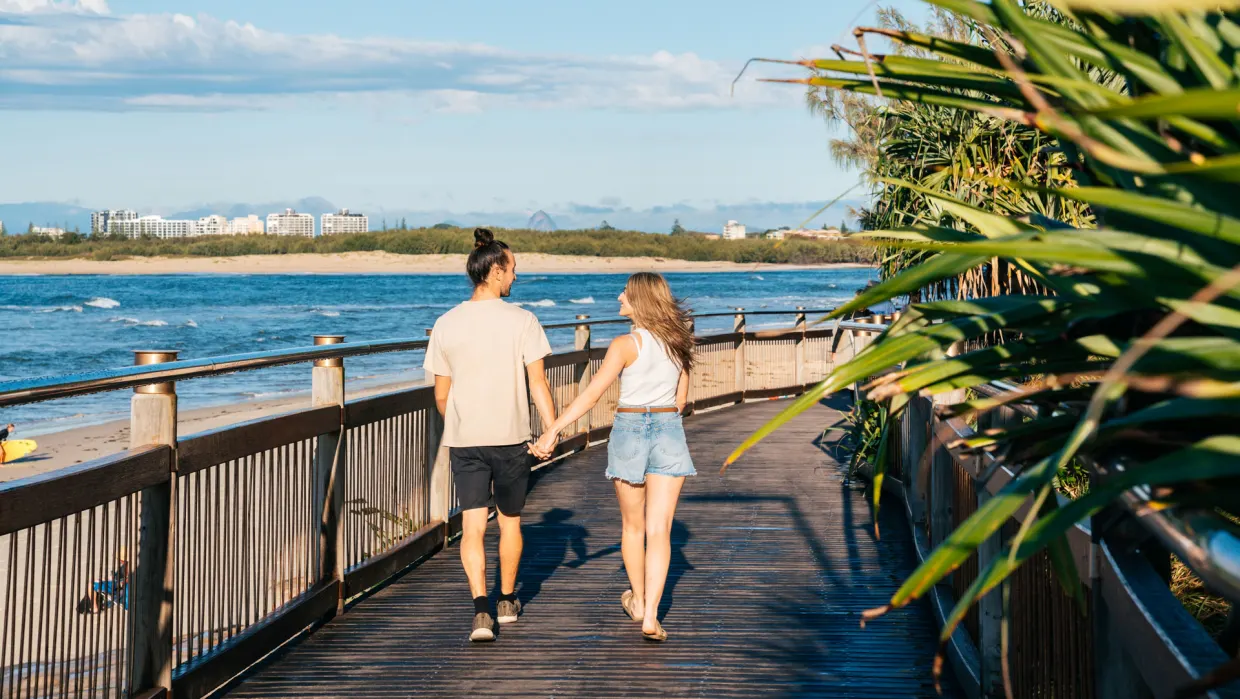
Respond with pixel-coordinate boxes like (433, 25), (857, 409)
(860, 351), (1240, 698)
(2, 310), (1236, 699)
(0, 309), (887, 699)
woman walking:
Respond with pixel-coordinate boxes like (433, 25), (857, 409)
(533, 272), (695, 642)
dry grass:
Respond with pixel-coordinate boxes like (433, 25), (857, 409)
(1171, 555), (1233, 639)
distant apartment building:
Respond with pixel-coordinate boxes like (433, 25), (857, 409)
(267, 209), (315, 237)
(91, 209), (139, 236)
(788, 228), (845, 240)
(765, 229), (786, 240)
(117, 216), (197, 239)
(229, 215), (265, 235)
(197, 215), (228, 237)
(722, 220), (747, 240)
(89, 209), (204, 238)
(321, 209), (368, 236)
(31, 226), (68, 238)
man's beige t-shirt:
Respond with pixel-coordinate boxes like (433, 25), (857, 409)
(423, 299), (552, 448)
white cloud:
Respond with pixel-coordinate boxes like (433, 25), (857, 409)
(0, 6), (787, 112)
(0, 0), (105, 13)
(0, 0), (107, 13)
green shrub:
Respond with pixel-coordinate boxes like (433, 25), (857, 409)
(0, 227), (875, 265)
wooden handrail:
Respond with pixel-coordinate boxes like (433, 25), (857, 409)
(1, 315), (1235, 699)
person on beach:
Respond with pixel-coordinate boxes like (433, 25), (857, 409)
(0, 423), (13, 442)
(531, 272), (695, 642)
(424, 228), (556, 642)
(77, 550), (129, 615)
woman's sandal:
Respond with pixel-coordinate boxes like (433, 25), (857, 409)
(642, 622), (667, 642)
(620, 590), (644, 622)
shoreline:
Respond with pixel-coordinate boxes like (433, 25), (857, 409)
(0, 251), (874, 276)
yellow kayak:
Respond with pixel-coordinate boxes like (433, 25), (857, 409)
(0, 439), (37, 464)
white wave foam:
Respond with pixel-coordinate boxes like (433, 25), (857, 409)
(516, 299), (556, 308)
(38, 305), (83, 313)
(317, 310), (341, 317)
(85, 297), (120, 309)
(241, 389), (300, 400)
(569, 297), (595, 305)
(752, 275), (765, 280)
(185, 320), (199, 328)
(109, 316), (168, 327)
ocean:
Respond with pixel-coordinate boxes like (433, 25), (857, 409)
(1, 269), (878, 435)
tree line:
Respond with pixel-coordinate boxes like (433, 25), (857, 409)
(0, 226), (875, 265)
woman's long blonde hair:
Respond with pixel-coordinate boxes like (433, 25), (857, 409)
(625, 272), (695, 373)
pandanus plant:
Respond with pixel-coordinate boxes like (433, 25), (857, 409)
(727, 0), (1240, 692)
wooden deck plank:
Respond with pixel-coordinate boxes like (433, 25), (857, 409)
(224, 397), (957, 699)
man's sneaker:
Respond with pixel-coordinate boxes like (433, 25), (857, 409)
(496, 598), (522, 624)
(470, 612), (495, 642)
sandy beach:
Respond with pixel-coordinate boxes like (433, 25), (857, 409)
(0, 377), (430, 482)
(0, 251), (871, 276)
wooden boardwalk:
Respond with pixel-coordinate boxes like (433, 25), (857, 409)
(224, 398), (955, 699)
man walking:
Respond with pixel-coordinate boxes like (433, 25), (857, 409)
(424, 228), (555, 642)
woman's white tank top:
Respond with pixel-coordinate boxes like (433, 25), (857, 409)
(618, 328), (681, 407)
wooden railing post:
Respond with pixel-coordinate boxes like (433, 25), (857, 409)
(794, 306), (807, 390)
(130, 350), (179, 695)
(574, 315), (592, 438)
(830, 315), (858, 397)
(928, 429), (953, 549)
(686, 317), (697, 414)
(976, 481), (1004, 698)
(574, 315), (591, 352)
(311, 334), (346, 615)
(1091, 502), (1156, 699)
(425, 328), (453, 534)
(904, 396), (931, 528)
(929, 342), (965, 547)
(734, 308), (746, 402)
(978, 402), (1023, 698)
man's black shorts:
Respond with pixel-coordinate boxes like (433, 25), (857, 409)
(449, 443), (532, 515)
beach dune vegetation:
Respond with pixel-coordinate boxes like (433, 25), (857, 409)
(0, 226), (874, 266)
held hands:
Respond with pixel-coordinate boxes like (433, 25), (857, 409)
(529, 429), (560, 461)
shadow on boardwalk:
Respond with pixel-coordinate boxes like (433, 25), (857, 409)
(225, 398), (955, 699)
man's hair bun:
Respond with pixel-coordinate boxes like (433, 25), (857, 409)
(474, 228), (495, 249)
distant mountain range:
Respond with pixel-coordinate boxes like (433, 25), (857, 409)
(167, 197), (338, 222)
(366, 199), (861, 234)
(1, 197), (862, 236)
(0, 202), (95, 234)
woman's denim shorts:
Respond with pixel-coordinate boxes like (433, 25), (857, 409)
(606, 408), (696, 484)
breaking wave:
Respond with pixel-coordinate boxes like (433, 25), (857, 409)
(110, 317), (168, 327)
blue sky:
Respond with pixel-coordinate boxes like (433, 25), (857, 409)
(0, 0), (926, 230)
